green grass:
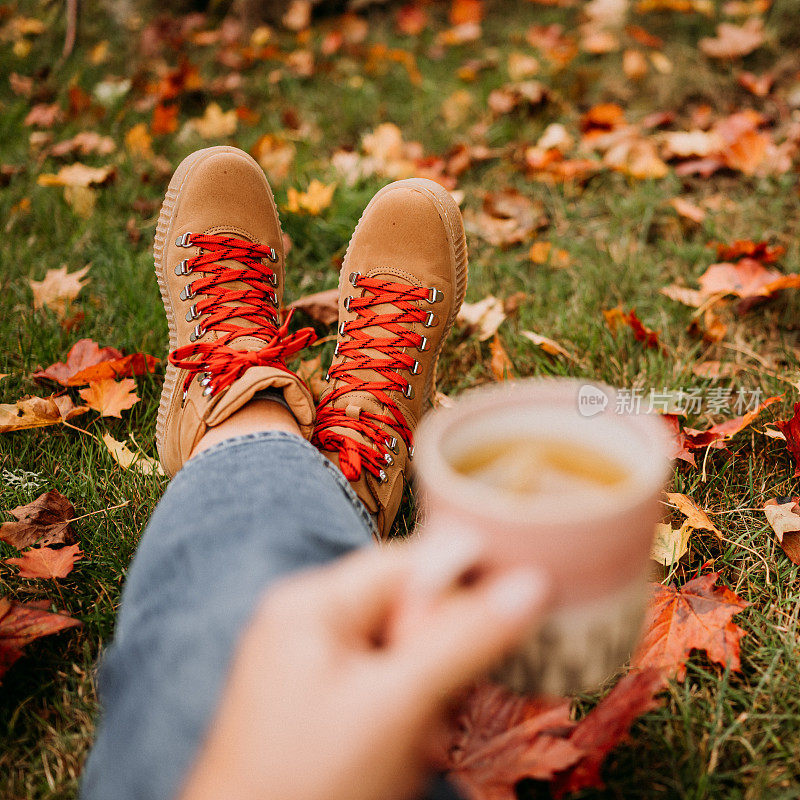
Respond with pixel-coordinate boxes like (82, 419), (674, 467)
(1, 0), (800, 797)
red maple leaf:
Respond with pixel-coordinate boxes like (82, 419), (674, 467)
(775, 402), (800, 478)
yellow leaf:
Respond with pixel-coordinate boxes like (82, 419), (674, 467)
(650, 522), (692, 566)
(191, 103), (237, 139)
(37, 163), (114, 188)
(63, 185), (96, 218)
(520, 330), (578, 362)
(286, 180), (336, 215)
(29, 265), (90, 318)
(251, 134), (295, 183)
(665, 492), (722, 537)
(125, 123), (153, 158)
(101, 433), (164, 476)
(456, 295), (506, 341)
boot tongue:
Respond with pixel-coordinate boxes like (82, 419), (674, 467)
(332, 265), (422, 420)
(198, 229), (278, 350)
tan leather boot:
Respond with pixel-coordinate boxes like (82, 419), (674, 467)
(313, 179), (468, 538)
(154, 146), (316, 476)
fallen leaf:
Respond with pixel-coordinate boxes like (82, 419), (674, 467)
(551, 668), (667, 797)
(49, 131), (116, 158)
(603, 307), (664, 351)
(79, 378), (140, 418)
(283, 0), (312, 30)
(763, 499), (800, 565)
(286, 180), (336, 215)
(662, 413), (697, 467)
(465, 190), (547, 247)
(101, 433), (165, 476)
(0, 597), (81, 683)
(650, 522), (692, 566)
(520, 330), (578, 362)
(623, 49), (649, 80)
(737, 70), (774, 97)
(29, 265), (90, 319)
(443, 683), (582, 797)
(631, 572), (748, 681)
(397, 4), (428, 35)
(5, 544), (83, 579)
(125, 123), (154, 158)
(489, 334), (513, 380)
(669, 197), (706, 223)
(152, 103), (179, 135)
(715, 239), (784, 263)
(0, 490), (75, 549)
(775, 402), (800, 477)
(64, 185), (97, 218)
(457, 295), (506, 341)
(37, 163), (115, 188)
(251, 135), (295, 183)
(191, 102), (237, 139)
(24, 103), (63, 128)
(665, 492), (722, 537)
(682, 395), (781, 450)
(33, 339), (122, 385)
(698, 259), (800, 306)
(700, 18), (764, 59)
(288, 288), (339, 326)
(0, 395), (88, 433)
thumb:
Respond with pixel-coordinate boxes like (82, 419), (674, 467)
(394, 566), (549, 704)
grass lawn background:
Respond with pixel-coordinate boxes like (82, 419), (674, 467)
(1, 0), (800, 797)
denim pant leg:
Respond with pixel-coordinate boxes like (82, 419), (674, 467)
(80, 431), (462, 800)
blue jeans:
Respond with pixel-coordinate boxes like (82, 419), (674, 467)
(80, 432), (462, 800)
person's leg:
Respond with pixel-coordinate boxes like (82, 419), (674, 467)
(80, 425), (375, 800)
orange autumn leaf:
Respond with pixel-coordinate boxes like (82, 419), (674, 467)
(450, 0), (484, 25)
(715, 240), (784, 263)
(0, 394), (88, 433)
(0, 490), (75, 549)
(680, 395), (781, 453)
(489, 334), (513, 380)
(775, 401), (800, 478)
(5, 544), (83, 579)
(79, 378), (140, 418)
(700, 18), (764, 60)
(698, 259), (800, 304)
(68, 352), (159, 385)
(286, 180), (336, 215)
(33, 339), (122, 385)
(152, 103), (179, 135)
(631, 573), (748, 681)
(397, 4), (428, 35)
(603, 307), (664, 351)
(0, 597), (81, 683)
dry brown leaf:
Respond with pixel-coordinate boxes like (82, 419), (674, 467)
(286, 180), (336, 215)
(700, 18), (765, 59)
(5, 544), (83, 579)
(763, 499), (800, 565)
(631, 573), (748, 681)
(466, 190), (546, 247)
(37, 163), (115, 188)
(0, 491), (75, 549)
(0, 395), (88, 433)
(101, 433), (165, 476)
(489, 334), (513, 381)
(457, 295), (506, 341)
(29, 265), (90, 319)
(669, 197), (706, 223)
(0, 597), (81, 683)
(288, 288), (339, 326)
(49, 131), (116, 158)
(665, 492), (722, 537)
(79, 378), (140, 418)
(520, 330), (578, 362)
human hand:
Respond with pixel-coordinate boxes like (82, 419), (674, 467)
(178, 533), (548, 800)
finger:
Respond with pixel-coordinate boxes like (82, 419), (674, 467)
(393, 567), (549, 703)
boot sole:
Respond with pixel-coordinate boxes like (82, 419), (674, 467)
(340, 178), (468, 408)
(152, 146), (284, 473)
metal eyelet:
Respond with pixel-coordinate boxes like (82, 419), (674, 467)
(189, 324), (206, 342)
(339, 321), (347, 336)
(203, 385), (214, 397)
(349, 272), (361, 287)
(378, 469), (387, 483)
(384, 452), (394, 466)
(386, 436), (398, 453)
(324, 370), (331, 381)
(418, 336), (429, 352)
(175, 232), (192, 247)
(410, 360), (420, 375)
(175, 259), (192, 276)
(179, 283), (195, 301)
(424, 311), (436, 328)
(185, 304), (201, 322)
(196, 371), (210, 385)
(408, 446), (415, 460)
(266, 247), (279, 263)
(334, 342), (340, 356)
(267, 289), (277, 305)
(403, 383), (414, 399)
(344, 296), (351, 311)
(427, 287), (443, 303)
(268, 272), (278, 286)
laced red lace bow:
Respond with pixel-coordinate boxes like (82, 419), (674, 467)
(313, 273), (441, 482)
(168, 233), (316, 397)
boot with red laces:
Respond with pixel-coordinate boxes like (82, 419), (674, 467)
(154, 146), (316, 476)
(313, 179), (468, 538)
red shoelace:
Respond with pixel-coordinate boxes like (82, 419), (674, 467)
(168, 233), (316, 398)
(313, 272), (442, 482)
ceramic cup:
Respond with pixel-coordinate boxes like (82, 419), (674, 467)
(412, 378), (673, 696)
